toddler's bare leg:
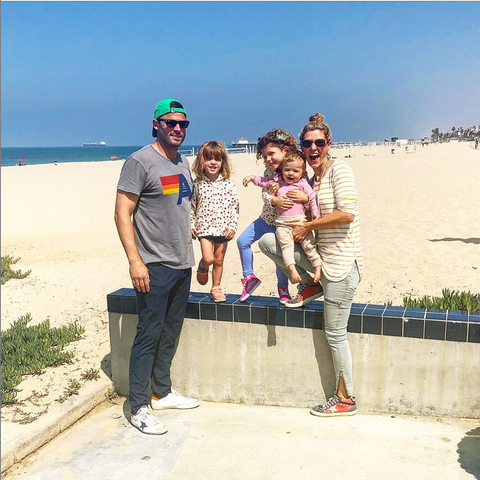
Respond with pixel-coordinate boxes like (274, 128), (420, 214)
(288, 264), (302, 284)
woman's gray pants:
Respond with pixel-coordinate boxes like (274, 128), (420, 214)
(258, 232), (360, 397)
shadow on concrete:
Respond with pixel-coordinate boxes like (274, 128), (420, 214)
(457, 426), (480, 479)
(311, 329), (336, 401)
(101, 353), (113, 381)
(266, 325), (277, 347)
(122, 397), (131, 421)
(429, 237), (480, 245)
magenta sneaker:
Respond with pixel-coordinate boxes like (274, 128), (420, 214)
(277, 286), (291, 305)
(240, 273), (261, 302)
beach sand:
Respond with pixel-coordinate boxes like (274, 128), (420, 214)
(1, 141), (479, 424)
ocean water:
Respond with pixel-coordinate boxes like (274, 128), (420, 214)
(0, 145), (200, 167)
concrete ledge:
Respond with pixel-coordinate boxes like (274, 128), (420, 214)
(108, 290), (480, 418)
(1, 377), (113, 474)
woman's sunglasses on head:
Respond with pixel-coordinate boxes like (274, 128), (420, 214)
(301, 139), (327, 148)
(158, 119), (190, 129)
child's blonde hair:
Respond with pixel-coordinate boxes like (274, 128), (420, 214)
(281, 150), (307, 178)
(256, 128), (298, 161)
(192, 141), (232, 180)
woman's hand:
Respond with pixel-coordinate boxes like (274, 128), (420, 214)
(191, 227), (197, 240)
(286, 189), (309, 204)
(286, 222), (310, 243)
(271, 195), (294, 210)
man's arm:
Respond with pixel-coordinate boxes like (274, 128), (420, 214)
(114, 190), (150, 293)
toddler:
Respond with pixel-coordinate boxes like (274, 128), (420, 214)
(243, 150), (321, 284)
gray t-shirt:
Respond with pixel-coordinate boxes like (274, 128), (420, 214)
(117, 144), (195, 269)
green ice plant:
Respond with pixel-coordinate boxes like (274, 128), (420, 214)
(1, 314), (85, 405)
(403, 288), (480, 313)
(1, 255), (31, 284)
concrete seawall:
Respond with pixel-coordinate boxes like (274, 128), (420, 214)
(108, 290), (480, 418)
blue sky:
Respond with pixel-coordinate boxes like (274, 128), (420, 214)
(2, 1), (479, 147)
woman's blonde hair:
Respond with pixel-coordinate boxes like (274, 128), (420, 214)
(192, 141), (232, 180)
(256, 128), (298, 161)
(299, 113), (332, 142)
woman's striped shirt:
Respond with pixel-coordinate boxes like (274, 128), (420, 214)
(312, 159), (363, 282)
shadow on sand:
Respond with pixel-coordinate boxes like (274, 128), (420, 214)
(429, 237), (480, 245)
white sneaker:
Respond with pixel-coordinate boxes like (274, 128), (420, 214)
(130, 405), (168, 435)
(151, 388), (200, 410)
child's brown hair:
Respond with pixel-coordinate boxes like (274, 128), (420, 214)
(192, 141), (232, 180)
(256, 128), (298, 161)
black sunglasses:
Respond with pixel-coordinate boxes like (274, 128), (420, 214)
(301, 139), (327, 148)
(158, 119), (190, 129)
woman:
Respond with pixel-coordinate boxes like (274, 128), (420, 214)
(258, 113), (363, 417)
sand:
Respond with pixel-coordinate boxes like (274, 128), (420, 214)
(1, 141), (479, 424)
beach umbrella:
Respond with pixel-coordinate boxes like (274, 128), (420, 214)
(111, 155), (118, 160)
(18, 157), (25, 162)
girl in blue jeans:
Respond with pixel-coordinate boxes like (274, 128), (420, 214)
(236, 129), (301, 303)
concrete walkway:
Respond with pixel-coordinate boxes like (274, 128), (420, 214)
(3, 399), (480, 479)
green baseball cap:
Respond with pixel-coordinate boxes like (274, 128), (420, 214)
(154, 98), (187, 119)
(152, 98), (187, 137)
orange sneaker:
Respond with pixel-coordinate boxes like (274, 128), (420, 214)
(310, 394), (357, 417)
(210, 286), (226, 303)
(285, 283), (323, 308)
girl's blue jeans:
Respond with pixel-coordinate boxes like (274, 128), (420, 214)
(237, 217), (289, 287)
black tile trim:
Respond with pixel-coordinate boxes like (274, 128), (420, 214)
(106, 289), (479, 343)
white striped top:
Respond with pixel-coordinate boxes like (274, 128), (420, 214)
(312, 159), (363, 282)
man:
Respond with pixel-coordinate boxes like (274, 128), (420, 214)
(115, 98), (199, 435)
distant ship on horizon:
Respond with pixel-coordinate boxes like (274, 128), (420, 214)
(83, 141), (107, 147)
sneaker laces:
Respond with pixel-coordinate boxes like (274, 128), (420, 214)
(322, 394), (341, 410)
(290, 283), (308, 301)
(136, 406), (161, 425)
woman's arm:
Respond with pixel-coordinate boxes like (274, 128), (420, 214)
(292, 210), (354, 241)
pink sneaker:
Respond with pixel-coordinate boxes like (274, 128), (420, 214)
(277, 286), (291, 305)
(240, 273), (262, 302)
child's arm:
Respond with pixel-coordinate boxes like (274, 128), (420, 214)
(190, 182), (198, 239)
(302, 181), (320, 219)
(243, 175), (256, 186)
(243, 175), (272, 189)
(224, 181), (240, 239)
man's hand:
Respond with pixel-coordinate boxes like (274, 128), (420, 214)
(130, 260), (150, 293)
